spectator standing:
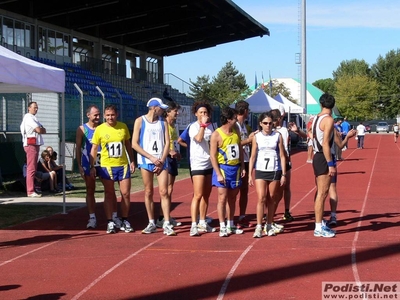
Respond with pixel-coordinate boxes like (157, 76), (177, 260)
(356, 122), (366, 149)
(333, 119), (343, 160)
(210, 107), (245, 237)
(234, 100), (257, 229)
(132, 98), (176, 236)
(90, 104), (136, 234)
(340, 117), (351, 150)
(20, 101), (46, 198)
(393, 123), (399, 143)
(306, 116), (315, 163)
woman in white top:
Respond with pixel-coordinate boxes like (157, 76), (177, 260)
(248, 111), (286, 238)
(187, 101), (216, 236)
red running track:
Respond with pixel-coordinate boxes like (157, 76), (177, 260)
(0, 134), (399, 299)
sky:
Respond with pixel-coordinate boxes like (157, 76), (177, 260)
(163, 0), (400, 91)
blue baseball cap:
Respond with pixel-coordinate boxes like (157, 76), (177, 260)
(147, 97), (168, 109)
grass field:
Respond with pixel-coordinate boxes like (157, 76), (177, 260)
(0, 166), (191, 229)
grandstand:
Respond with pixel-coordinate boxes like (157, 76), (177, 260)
(0, 1), (269, 176)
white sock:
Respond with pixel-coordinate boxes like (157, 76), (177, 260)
(315, 222), (322, 231)
(112, 212), (117, 219)
(149, 219), (155, 225)
(89, 213), (96, 219)
(192, 222), (197, 228)
(220, 222), (226, 228)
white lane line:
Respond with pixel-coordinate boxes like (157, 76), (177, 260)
(351, 136), (380, 283)
(217, 241), (257, 300)
(71, 236), (166, 300)
(0, 240), (59, 267)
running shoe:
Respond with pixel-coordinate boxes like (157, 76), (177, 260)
(271, 223), (284, 234)
(219, 227), (228, 237)
(87, 218), (97, 229)
(142, 222), (157, 234)
(171, 218), (182, 227)
(266, 228), (277, 236)
(120, 220), (134, 233)
(112, 217), (122, 229)
(190, 226), (200, 236)
(163, 224), (176, 236)
(197, 215), (213, 224)
(227, 226), (244, 235)
(28, 192), (42, 198)
(282, 211), (294, 222)
(263, 225), (277, 236)
(197, 223), (216, 233)
(328, 216), (337, 227)
(314, 226), (336, 238)
(106, 221), (116, 234)
(273, 222), (284, 229)
(156, 217), (182, 228)
(237, 216), (254, 229)
(156, 218), (164, 228)
(253, 226), (262, 238)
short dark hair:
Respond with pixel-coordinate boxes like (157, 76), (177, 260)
(270, 109), (281, 122)
(163, 101), (181, 117)
(191, 100), (212, 115)
(104, 104), (117, 113)
(86, 104), (99, 114)
(319, 93), (335, 109)
(220, 107), (237, 125)
(234, 101), (249, 115)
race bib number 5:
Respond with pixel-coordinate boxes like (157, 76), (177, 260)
(227, 144), (240, 161)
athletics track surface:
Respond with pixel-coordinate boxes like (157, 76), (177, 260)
(0, 134), (399, 300)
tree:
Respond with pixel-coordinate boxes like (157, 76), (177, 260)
(313, 78), (335, 95)
(334, 74), (378, 120)
(209, 61), (248, 107)
(188, 62), (248, 107)
(332, 59), (371, 81)
(188, 75), (213, 101)
(262, 79), (297, 103)
(370, 49), (400, 118)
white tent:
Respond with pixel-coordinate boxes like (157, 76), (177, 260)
(0, 46), (65, 93)
(245, 88), (284, 113)
(0, 45), (67, 212)
(274, 93), (305, 114)
(274, 78), (321, 114)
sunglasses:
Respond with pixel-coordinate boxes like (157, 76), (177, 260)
(262, 121), (273, 125)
